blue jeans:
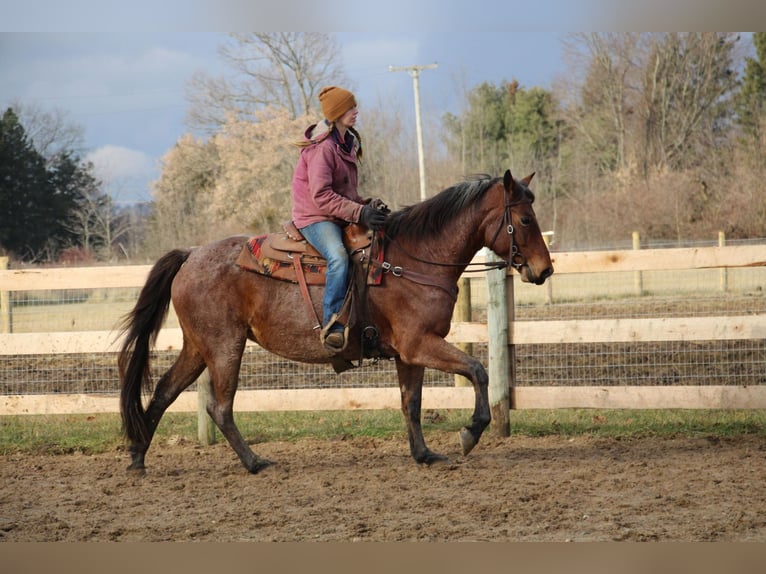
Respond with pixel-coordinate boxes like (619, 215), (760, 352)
(299, 221), (349, 328)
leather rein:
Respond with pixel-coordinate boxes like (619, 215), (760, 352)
(371, 190), (533, 301)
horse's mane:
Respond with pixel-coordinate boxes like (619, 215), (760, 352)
(385, 174), (501, 241)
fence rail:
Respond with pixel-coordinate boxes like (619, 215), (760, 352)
(1, 244), (764, 415)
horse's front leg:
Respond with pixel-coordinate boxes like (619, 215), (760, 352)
(397, 335), (491, 458)
(457, 358), (491, 456)
(395, 359), (448, 465)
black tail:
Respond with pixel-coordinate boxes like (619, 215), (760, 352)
(118, 249), (191, 445)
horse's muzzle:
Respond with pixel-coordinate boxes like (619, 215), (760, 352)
(522, 265), (554, 285)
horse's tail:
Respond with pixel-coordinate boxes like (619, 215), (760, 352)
(118, 248), (191, 445)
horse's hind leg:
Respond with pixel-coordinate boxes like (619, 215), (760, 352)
(204, 347), (273, 474)
(129, 345), (206, 471)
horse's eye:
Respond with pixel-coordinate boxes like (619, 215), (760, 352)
(520, 216), (532, 226)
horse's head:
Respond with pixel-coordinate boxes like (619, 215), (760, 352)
(486, 170), (553, 285)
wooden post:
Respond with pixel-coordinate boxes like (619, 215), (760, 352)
(506, 263), (517, 417)
(0, 256), (10, 334)
(632, 231), (643, 296)
(454, 276), (473, 387)
(197, 369), (216, 446)
(485, 249), (511, 437)
(719, 231), (728, 292)
(542, 232), (553, 304)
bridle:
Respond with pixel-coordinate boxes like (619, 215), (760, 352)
(487, 194), (533, 272)
(371, 183), (534, 300)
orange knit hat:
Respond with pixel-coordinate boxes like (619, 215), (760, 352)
(319, 86), (357, 122)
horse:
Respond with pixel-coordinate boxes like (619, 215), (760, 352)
(118, 169), (553, 473)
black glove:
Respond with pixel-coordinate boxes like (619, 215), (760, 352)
(360, 203), (388, 231)
(369, 197), (391, 214)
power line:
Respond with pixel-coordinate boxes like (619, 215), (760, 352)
(388, 63), (438, 202)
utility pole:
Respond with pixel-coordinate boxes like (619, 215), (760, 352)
(389, 63), (438, 202)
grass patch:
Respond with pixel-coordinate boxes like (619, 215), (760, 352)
(1, 409), (765, 456)
(507, 409), (766, 438)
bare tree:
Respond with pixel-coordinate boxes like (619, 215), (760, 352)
(186, 33), (348, 132)
(210, 107), (307, 234)
(145, 134), (220, 253)
(563, 33), (740, 178)
(66, 189), (132, 260)
(147, 108), (309, 253)
(357, 96), (421, 208)
(640, 32), (740, 173)
(560, 33), (645, 176)
(10, 100), (85, 161)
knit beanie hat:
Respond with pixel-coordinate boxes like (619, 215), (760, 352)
(319, 86), (357, 122)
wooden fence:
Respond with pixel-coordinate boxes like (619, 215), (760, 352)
(1, 244), (765, 418)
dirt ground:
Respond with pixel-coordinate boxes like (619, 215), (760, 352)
(1, 432), (766, 542)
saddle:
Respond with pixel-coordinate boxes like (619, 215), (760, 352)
(235, 221), (383, 287)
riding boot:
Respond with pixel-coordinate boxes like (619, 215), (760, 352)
(320, 314), (348, 352)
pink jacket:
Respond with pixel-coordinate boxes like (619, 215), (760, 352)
(291, 122), (365, 228)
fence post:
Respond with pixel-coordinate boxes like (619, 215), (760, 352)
(197, 369), (217, 446)
(632, 231), (643, 296)
(485, 249), (511, 437)
(454, 276), (473, 387)
(0, 256), (10, 334)
(719, 231), (728, 292)
(542, 232), (554, 304)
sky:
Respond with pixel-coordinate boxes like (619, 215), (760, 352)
(1, 0), (761, 204)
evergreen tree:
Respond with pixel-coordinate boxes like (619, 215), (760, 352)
(504, 82), (559, 168)
(442, 80), (560, 176)
(0, 108), (52, 259)
(0, 107), (87, 261)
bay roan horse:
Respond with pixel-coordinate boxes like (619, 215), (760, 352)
(118, 169), (553, 473)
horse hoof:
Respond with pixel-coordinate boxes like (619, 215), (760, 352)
(126, 463), (146, 476)
(247, 458), (274, 474)
(459, 427), (478, 456)
(421, 451), (449, 466)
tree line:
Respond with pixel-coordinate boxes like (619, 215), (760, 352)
(2, 32), (764, 263)
(441, 32), (765, 247)
(0, 105), (141, 263)
(149, 32), (766, 255)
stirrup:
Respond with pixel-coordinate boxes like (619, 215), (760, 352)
(319, 314), (349, 352)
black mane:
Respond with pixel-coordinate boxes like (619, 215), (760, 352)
(384, 175), (502, 241)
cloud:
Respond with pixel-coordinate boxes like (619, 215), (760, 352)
(85, 145), (157, 203)
(86, 144), (153, 180)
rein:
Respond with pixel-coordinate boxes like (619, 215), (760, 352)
(373, 192), (533, 299)
(383, 236), (508, 273)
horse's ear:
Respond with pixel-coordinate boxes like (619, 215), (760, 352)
(503, 169), (513, 191)
(522, 172), (535, 185)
